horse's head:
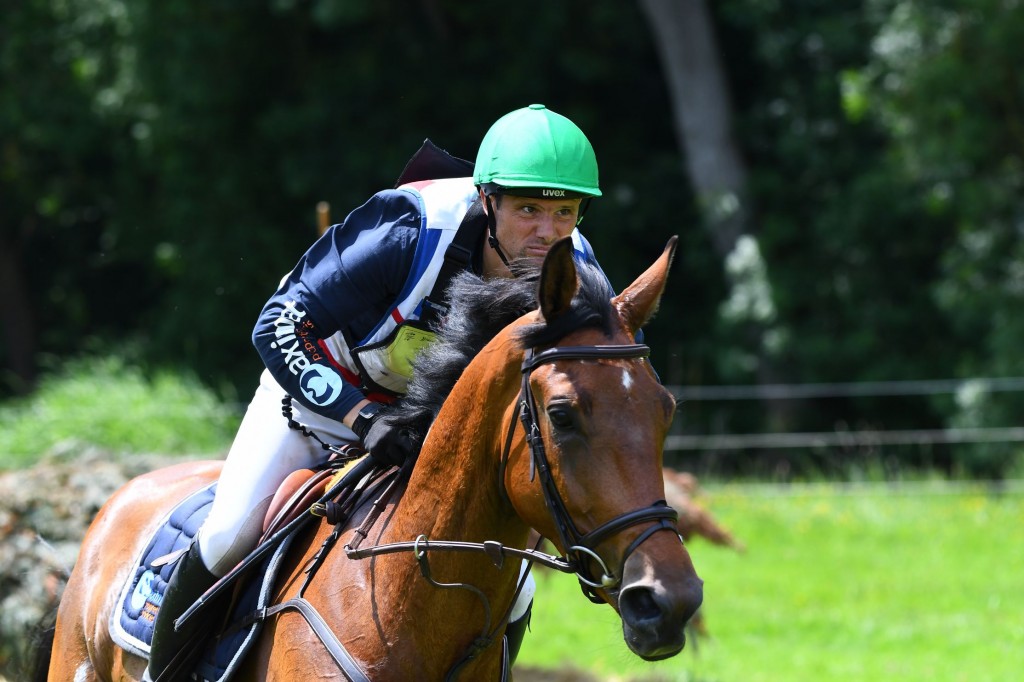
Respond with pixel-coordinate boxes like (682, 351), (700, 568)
(505, 236), (703, 660)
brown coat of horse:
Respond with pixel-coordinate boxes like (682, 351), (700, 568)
(44, 236), (703, 681)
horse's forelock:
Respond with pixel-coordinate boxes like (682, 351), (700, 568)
(516, 259), (616, 349)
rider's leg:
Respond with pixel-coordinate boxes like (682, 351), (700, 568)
(506, 566), (537, 666)
(146, 371), (354, 680)
(144, 542), (217, 681)
(505, 601), (532, 666)
(198, 370), (355, 575)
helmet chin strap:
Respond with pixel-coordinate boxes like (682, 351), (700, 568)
(484, 194), (513, 271)
(576, 197), (592, 226)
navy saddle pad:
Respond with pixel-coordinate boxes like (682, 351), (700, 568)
(109, 482), (296, 682)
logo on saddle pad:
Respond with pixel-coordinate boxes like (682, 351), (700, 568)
(299, 364), (343, 406)
(130, 570), (161, 617)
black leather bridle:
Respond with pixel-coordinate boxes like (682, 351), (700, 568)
(512, 343), (681, 603)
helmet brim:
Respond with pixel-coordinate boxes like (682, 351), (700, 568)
(479, 180), (602, 199)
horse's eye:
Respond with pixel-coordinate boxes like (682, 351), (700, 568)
(546, 406), (575, 431)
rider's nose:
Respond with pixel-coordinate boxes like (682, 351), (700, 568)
(536, 215), (557, 242)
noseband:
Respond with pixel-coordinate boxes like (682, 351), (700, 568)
(514, 343), (681, 603)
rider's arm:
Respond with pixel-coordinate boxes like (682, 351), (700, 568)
(252, 190), (421, 424)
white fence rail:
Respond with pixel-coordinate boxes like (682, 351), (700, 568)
(664, 377), (1024, 452)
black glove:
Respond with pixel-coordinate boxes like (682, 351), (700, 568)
(352, 402), (418, 467)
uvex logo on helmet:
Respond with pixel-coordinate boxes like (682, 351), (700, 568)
(542, 189), (567, 197)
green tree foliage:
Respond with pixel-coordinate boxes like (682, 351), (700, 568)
(4, 0), (710, 396)
(5, 0), (1024, 476)
(862, 0), (1024, 475)
(0, 0), (144, 391)
(689, 1), (961, 462)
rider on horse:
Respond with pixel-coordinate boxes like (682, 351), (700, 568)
(145, 104), (608, 681)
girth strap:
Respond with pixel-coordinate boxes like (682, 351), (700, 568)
(256, 597), (371, 682)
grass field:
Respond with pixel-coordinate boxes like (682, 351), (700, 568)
(0, 357), (239, 470)
(518, 482), (1024, 682)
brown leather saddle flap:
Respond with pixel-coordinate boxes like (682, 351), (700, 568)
(260, 468), (335, 542)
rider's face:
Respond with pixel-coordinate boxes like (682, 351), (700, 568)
(482, 192), (582, 276)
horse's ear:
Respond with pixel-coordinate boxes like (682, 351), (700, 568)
(613, 236), (678, 332)
(538, 237), (579, 323)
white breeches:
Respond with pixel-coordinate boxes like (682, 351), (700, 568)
(197, 369), (357, 576)
(511, 562), (536, 622)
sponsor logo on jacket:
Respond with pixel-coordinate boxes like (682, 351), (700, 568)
(299, 364), (343, 406)
(270, 301), (324, 375)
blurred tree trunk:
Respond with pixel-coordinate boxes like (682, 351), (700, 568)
(638, 0), (796, 429)
(0, 232), (36, 394)
(638, 0), (748, 258)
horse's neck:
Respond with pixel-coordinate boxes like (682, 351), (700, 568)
(342, 338), (526, 677)
(393, 336), (525, 546)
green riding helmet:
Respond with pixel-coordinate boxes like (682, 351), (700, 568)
(474, 104), (602, 199)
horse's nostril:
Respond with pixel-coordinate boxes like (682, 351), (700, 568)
(619, 587), (662, 624)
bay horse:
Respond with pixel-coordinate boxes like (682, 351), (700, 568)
(42, 235), (702, 681)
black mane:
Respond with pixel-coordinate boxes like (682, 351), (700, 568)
(378, 257), (616, 448)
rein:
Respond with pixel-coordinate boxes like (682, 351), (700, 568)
(516, 344), (681, 602)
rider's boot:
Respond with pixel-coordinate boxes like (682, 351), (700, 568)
(504, 600), (532, 667)
(142, 542), (218, 682)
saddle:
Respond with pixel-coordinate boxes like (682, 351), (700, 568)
(110, 450), (380, 682)
(261, 466), (340, 540)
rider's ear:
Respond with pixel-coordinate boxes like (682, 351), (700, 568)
(613, 236), (678, 333)
(538, 237), (578, 324)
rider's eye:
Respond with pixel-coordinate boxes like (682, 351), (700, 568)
(546, 407), (575, 431)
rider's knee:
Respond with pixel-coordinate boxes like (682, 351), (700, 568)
(197, 498), (273, 576)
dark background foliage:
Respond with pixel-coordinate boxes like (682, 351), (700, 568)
(4, 0), (1023, 477)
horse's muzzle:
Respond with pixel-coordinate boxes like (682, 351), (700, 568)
(617, 555), (704, 660)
